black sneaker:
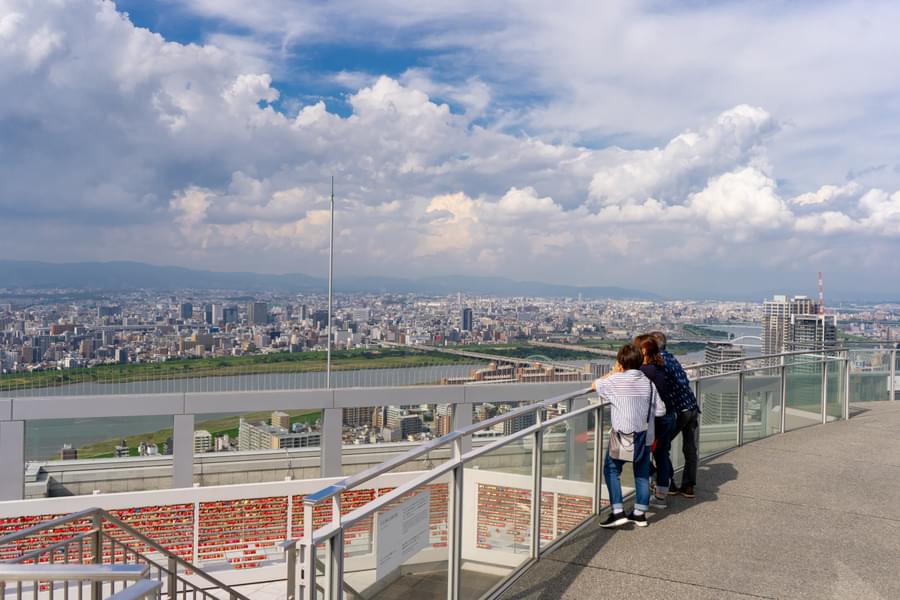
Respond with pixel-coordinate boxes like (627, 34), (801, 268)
(599, 511), (629, 528)
(667, 486), (681, 496)
(679, 485), (696, 498)
(626, 511), (648, 527)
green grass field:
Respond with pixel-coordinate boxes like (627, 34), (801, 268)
(76, 410), (322, 459)
(0, 348), (473, 391)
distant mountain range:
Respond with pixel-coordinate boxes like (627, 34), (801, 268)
(0, 260), (659, 299)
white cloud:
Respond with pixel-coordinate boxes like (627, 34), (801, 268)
(588, 105), (776, 206)
(791, 182), (861, 206)
(1, 0), (900, 296)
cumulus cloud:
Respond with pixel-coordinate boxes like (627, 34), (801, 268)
(791, 182), (861, 206)
(588, 105), (776, 207)
(1, 0), (900, 296)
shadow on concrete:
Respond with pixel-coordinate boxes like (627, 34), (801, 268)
(501, 461), (738, 600)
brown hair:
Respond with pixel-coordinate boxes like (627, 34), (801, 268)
(616, 343), (644, 371)
(633, 334), (651, 346)
(640, 339), (664, 367)
(649, 331), (667, 350)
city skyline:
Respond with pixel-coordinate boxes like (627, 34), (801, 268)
(3, 1), (900, 298)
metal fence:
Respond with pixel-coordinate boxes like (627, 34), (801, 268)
(286, 348), (854, 600)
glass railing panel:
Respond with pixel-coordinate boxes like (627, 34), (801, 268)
(784, 356), (824, 431)
(340, 474), (450, 600)
(848, 348), (891, 402)
(459, 434), (535, 599)
(742, 367), (783, 443)
(826, 359), (845, 420)
(697, 374), (739, 457)
(25, 415), (175, 496)
(539, 410), (595, 550)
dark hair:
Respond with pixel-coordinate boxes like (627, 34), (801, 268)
(640, 339), (664, 367)
(633, 334), (651, 346)
(616, 343), (644, 371)
(649, 331), (667, 350)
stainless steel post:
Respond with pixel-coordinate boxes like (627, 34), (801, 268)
(326, 532), (344, 600)
(302, 503), (315, 600)
(530, 410), (544, 560)
(844, 353), (851, 421)
(286, 545), (297, 600)
(891, 348), (897, 401)
(780, 364), (787, 434)
(737, 371), (745, 446)
(91, 514), (103, 600)
(821, 358), (828, 425)
(167, 556), (177, 600)
(447, 438), (464, 600)
(592, 405), (604, 515)
(326, 176), (334, 389)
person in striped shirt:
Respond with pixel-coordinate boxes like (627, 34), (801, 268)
(592, 343), (666, 528)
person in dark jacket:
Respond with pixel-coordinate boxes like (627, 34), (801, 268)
(638, 338), (676, 508)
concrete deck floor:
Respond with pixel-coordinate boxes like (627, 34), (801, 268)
(501, 401), (900, 600)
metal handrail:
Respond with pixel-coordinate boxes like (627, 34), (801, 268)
(691, 355), (848, 382)
(323, 399), (604, 541)
(682, 346), (849, 371)
(0, 563), (148, 581)
(0, 507), (251, 600)
(300, 386), (593, 509)
(106, 579), (164, 600)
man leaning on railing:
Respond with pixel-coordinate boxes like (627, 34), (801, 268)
(650, 331), (700, 499)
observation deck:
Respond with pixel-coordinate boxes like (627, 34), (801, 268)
(503, 400), (900, 599)
(0, 345), (897, 598)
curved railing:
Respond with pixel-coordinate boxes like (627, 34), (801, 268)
(286, 348), (854, 600)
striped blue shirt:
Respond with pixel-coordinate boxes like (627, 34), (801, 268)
(593, 370), (666, 436)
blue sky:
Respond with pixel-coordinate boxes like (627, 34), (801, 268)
(1, 0), (900, 299)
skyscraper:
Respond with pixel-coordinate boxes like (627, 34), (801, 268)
(180, 303), (193, 320)
(462, 307), (473, 332)
(247, 302), (268, 326)
(762, 295), (818, 356)
(211, 304), (224, 325)
(790, 314), (837, 351)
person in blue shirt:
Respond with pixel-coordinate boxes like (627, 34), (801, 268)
(637, 337), (676, 508)
(650, 331), (700, 498)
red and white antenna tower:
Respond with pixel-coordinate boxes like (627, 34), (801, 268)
(817, 271), (825, 315)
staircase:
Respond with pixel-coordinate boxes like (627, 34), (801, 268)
(0, 507), (249, 599)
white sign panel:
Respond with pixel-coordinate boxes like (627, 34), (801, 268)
(375, 490), (431, 582)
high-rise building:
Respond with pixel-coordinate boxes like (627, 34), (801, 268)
(271, 411), (291, 430)
(204, 305), (213, 325)
(115, 348), (128, 364)
(701, 343), (744, 425)
(193, 430), (213, 453)
(702, 343), (745, 376)
(433, 405), (454, 437)
(790, 314), (837, 351)
(222, 306), (238, 325)
(462, 307), (473, 332)
(344, 406), (374, 428)
(248, 302), (268, 326)
(238, 419), (320, 451)
(762, 295), (818, 356)
(211, 304), (224, 325)
(180, 303), (193, 320)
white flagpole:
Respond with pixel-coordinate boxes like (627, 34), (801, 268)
(326, 176), (334, 389)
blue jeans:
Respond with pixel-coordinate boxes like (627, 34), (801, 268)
(652, 413), (677, 493)
(604, 429), (650, 513)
